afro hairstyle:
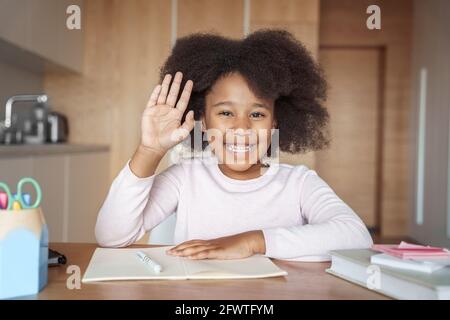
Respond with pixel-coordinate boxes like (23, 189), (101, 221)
(159, 28), (329, 153)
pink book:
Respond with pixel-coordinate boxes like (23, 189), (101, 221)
(372, 241), (450, 259)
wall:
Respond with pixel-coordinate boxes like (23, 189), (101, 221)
(409, 0), (450, 247)
(0, 58), (43, 123)
(319, 0), (413, 237)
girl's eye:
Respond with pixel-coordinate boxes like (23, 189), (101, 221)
(250, 112), (265, 118)
(218, 111), (232, 116)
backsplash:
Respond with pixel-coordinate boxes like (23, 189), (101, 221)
(0, 58), (43, 123)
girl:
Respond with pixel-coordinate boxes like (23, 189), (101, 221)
(95, 29), (373, 261)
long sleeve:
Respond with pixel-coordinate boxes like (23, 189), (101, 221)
(262, 169), (373, 261)
(95, 160), (183, 247)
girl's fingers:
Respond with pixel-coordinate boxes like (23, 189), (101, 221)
(157, 74), (172, 105)
(171, 110), (195, 142)
(173, 245), (217, 257)
(166, 72), (183, 107)
(146, 85), (162, 108)
(188, 249), (219, 260)
(168, 238), (210, 252)
(175, 80), (193, 113)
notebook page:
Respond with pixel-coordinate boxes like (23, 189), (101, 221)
(184, 255), (288, 279)
(82, 247), (186, 282)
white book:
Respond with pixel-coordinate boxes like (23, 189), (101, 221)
(82, 246), (287, 283)
(327, 249), (450, 300)
(371, 253), (447, 273)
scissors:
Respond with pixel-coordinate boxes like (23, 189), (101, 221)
(0, 177), (42, 210)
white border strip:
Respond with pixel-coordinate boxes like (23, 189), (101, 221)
(243, 0), (250, 36)
(416, 67), (427, 225)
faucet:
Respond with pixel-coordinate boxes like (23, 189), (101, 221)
(4, 94), (48, 128)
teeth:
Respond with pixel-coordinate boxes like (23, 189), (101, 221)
(225, 144), (255, 153)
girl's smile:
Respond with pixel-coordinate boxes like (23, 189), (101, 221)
(224, 143), (256, 153)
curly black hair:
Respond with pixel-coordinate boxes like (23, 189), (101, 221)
(159, 29), (329, 153)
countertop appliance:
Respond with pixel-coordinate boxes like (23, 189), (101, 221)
(47, 112), (69, 143)
(1, 94), (69, 144)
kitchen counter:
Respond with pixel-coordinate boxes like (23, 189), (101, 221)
(0, 143), (109, 158)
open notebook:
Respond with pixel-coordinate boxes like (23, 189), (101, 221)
(82, 246), (287, 282)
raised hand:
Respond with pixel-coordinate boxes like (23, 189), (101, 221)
(140, 72), (195, 156)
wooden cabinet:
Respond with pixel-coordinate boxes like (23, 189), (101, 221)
(65, 152), (110, 243)
(317, 48), (382, 230)
(0, 149), (109, 242)
(0, 0), (30, 49)
(33, 155), (66, 242)
(0, 0), (84, 72)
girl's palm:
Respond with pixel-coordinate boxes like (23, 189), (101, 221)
(141, 72), (195, 154)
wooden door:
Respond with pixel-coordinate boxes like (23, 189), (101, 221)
(317, 48), (383, 230)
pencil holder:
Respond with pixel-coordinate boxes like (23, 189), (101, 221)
(0, 207), (48, 299)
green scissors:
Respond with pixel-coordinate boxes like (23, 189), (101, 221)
(0, 177), (42, 210)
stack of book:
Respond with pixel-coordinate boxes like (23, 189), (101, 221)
(327, 242), (450, 300)
(371, 242), (450, 273)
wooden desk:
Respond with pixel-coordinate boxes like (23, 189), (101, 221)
(36, 243), (388, 300)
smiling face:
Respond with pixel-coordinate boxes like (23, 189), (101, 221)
(202, 72), (277, 176)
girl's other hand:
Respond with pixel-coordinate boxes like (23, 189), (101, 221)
(166, 231), (266, 260)
(140, 72), (195, 156)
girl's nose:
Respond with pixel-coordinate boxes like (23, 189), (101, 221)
(232, 117), (251, 131)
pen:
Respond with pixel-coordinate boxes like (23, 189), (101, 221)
(136, 251), (162, 274)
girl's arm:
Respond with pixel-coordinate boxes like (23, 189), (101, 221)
(95, 158), (184, 248)
(261, 170), (374, 261)
(95, 72), (194, 247)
